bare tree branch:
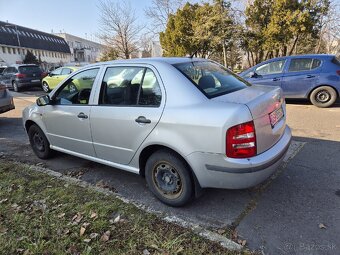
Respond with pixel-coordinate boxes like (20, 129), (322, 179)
(98, 0), (144, 59)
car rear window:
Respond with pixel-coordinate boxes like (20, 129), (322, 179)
(174, 61), (250, 98)
(332, 57), (340, 66)
(19, 66), (42, 73)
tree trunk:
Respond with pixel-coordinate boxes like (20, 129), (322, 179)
(222, 41), (227, 67)
(289, 35), (299, 56)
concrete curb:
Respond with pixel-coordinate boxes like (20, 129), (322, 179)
(20, 162), (243, 251)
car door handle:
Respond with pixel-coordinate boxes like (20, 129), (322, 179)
(272, 77), (280, 81)
(77, 112), (88, 119)
(135, 116), (151, 124)
(306, 75), (315, 78)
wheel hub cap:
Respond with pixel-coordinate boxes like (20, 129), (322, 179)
(153, 163), (182, 198)
(33, 132), (44, 151)
(316, 90), (330, 103)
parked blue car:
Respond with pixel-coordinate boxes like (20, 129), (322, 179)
(240, 54), (340, 107)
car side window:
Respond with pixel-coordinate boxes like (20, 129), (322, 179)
(51, 68), (62, 76)
(255, 60), (286, 75)
(138, 69), (162, 106)
(288, 58), (321, 72)
(100, 67), (144, 105)
(53, 68), (99, 105)
(61, 68), (72, 75)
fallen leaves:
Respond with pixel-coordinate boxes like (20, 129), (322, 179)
(100, 230), (111, 242)
(319, 223), (327, 229)
(80, 227), (86, 237)
(72, 213), (83, 224)
(90, 212), (98, 220)
(0, 198), (8, 204)
(57, 213), (65, 219)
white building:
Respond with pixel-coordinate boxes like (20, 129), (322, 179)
(54, 33), (104, 64)
(0, 21), (71, 69)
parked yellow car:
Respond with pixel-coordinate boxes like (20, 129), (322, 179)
(42, 66), (79, 92)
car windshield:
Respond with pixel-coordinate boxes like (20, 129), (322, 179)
(19, 66), (42, 73)
(174, 61), (250, 98)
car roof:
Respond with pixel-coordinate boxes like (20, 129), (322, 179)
(10, 64), (39, 67)
(86, 57), (209, 68)
(267, 54), (335, 62)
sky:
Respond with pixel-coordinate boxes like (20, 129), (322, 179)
(0, 0), (155, 42)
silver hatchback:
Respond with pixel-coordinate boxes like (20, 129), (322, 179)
(23, 58), (291, 206)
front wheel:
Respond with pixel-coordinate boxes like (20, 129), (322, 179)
(42, 82), (50, 93)
(145, 149), (193, 207)
(310, 86), (337, 108)
(28, 124), (53, 159)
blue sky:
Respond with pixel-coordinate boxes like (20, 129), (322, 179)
(0, 0), (156, 42)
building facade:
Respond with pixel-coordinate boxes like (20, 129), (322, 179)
(54, 33), (104, 64)
(0, 21), (71, 69)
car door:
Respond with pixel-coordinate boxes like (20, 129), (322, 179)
(90, 65), (164, 165)
(42, 67), (101, 157)
(2, 67), (14, 87)
(247, 59), (286, 87)
(281, 58), (322, 98)
(48, 68), (63, 88)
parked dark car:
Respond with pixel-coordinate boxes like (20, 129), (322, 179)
(0, 66), (6, 74)
(0, 64), (46, 92)
(240, 54), (340, 107)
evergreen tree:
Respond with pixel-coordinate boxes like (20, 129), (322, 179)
(23, 50), (39, 65)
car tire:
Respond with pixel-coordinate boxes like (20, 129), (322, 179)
(310, 86), (337, 108)
(13, 81), (20, 92)
(28, 124), (53, 159)
(42, 82), (50, 93)
(145, 149), (193, 207)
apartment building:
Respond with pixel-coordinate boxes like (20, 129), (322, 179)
(54, 33), (103, 64)
(0, 21), (71, 69)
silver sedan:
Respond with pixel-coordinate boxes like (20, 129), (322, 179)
(0, 84), (15, 114)
(23, 58), (291, 206)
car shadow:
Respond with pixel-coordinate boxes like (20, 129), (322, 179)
(285, 98), (340, 108)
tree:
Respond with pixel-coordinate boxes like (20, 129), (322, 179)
(98, 0), (143, 59)
(145, 0), (186, 35)
(99, 47), (119, 62)
(160, 3), (199, 57)
(241, 0), (330, 66)
(23, 50), (39, 65)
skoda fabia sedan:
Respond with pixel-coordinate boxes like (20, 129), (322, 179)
(23, 58), (291, 206)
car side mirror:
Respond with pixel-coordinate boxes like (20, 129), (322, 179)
(36, 95), (51, 106)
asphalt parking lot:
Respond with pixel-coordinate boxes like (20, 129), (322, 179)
(0, 88), (339, 255)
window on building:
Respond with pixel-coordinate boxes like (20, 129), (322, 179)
(2, 47), (5, 54)
(13, 48), (16, 54)
(8, 48), (11, 54)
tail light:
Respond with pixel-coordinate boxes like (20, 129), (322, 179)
(336, 70), (340, 76)
(16, 73), (26, 79)
(226, 121), (256, 158)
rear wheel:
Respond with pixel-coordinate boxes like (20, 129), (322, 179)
(42, 82), (50, 93)
(310, 86), (337, 108)
(12, 81), (20, 92)
(145, 149), (193, 207)
(28, 124), (53, 159)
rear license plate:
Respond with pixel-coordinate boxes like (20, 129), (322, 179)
(31, 79), (40, 83)
(269, 107), (284, 128)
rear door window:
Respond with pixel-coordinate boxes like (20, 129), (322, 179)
(174, 61), (249, 98)
(288, 58), (321, 72)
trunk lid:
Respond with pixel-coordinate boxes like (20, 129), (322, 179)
(212, 85), (286, 154)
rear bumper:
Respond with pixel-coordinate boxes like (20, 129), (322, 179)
(17, 79), (41, 88)
(186, 125), (292, 189)
(0, 95), (15, 114)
